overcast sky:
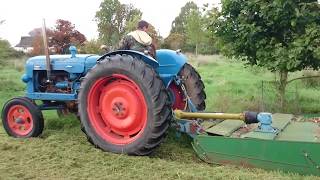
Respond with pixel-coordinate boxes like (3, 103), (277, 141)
(0, 0), (220, 46)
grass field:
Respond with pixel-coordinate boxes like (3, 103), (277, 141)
(0, 56), (319, 179)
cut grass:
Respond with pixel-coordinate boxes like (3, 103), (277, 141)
(0, 123), (317, 180)
(0, 57), (320, 179)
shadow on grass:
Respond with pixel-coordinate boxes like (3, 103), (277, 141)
(39, 112), (202, 165)
(40, 111), (81, 139)
(150, 128), (206, 164)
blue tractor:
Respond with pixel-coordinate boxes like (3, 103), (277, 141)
(1, 46), (206, 155)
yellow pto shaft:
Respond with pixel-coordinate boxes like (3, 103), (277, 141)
(174, 110), (246, 121)
(174, 110), (261, 124)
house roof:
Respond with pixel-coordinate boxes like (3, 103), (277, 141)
(15, 36), (34, 48)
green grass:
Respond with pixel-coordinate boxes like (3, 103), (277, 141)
(189, 55), (320, 114)
(0, 57), (320, 179)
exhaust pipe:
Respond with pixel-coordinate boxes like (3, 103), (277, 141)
(42, 19), (51, 82)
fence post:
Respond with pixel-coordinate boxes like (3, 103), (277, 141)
(295, 83), (301, 114)
(261, 81), (264, 111)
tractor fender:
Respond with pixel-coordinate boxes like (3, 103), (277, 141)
(96, 49), (187, 87)
(155, 49), (187, 87)
(97, 50), (159, 69)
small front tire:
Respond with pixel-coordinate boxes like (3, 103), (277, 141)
(1, 97), (44, 138)
(169, 63), (206, 111)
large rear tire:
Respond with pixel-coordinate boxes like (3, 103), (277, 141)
(169, 63), (206, 111)
(78, 54), (171, 155)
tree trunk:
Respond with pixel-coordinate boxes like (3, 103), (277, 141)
(278, 70), (288, 112)
(195, 44), (198, 56)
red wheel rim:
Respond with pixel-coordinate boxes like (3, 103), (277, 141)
(6, 105), (33, 136)
(169, 82), (186, 110)
(87, 74), (148, 145)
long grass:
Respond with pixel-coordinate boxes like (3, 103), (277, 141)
(0, 57), (319, 179)
(188, 55), (320, 114)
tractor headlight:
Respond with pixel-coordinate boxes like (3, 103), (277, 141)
(21, 74), (30, 83)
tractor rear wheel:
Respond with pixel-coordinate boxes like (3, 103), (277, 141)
(1, 97), (44, 138)
(78, 54), (171, 155)
(169, 63), (206, 111)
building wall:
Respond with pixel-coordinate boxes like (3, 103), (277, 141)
(14, 47), (33, 53)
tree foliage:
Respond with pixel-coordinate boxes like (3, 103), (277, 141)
(50, 19), (86, 54)
(166, 2), (219, 54)
(171, 2), (198, 34)
(0, 39), (24, 66)
(124, 13), (142, 34)
(28, 28), (42, 37)
(30, 28), (53, 56)
(147, 24), (162, 49)
(166, 2), (200, 51)
(31, 19), (86, 55)
(213, 0), (320, 72)
(212, 0), (320, 109)
(163, 33), (185, 50)
(80, 39), (104, 54)
(95, 0), (142, 46)
(185, 8), (205, 55)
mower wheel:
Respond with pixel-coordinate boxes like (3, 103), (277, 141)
(1, 97), (44, 138)
(169, 63), (206, 111)
(78, 54), (171, 155)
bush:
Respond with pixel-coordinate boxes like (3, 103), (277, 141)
(79, 39), (104, 54)
(0, 39), (25, 66)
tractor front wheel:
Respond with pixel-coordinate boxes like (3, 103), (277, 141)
(169, 63), (206, 111)
(78, 55), (171, 155)
(1, 97), (44, 137)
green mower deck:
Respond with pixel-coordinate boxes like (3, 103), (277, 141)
(192, 113), (320, 176)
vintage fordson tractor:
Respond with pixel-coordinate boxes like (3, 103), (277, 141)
(3, 47), (320, 176)
(1, 46), (206, 155)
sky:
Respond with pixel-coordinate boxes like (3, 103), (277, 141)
(0, 0), (220, 47)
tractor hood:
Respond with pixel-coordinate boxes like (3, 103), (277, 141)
(25, 54), (101, 74)
(155, 49), (187, 86)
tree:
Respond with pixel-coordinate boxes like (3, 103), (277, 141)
(185, 9), (205, 56)
(146, 24), (162, 49)
(28, 28), (42, 37)
(124, 13), (142, 34)
(169, 1), (198, 52)
(0, 39), (15, 61)
(212, 0), (320, 110)
(80, 39), (104, 54)
(30, 19), (86, 55)
(95, 0), (142, 46)
(171, 2), (198, 34)
(29, 28), (53, 56)
(168, 2), (217, 54)
(202, 7), (220, 54)
(0, 39), (24, 66)
(50, 19), (86, 54)
(163, 33), (185, 50)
